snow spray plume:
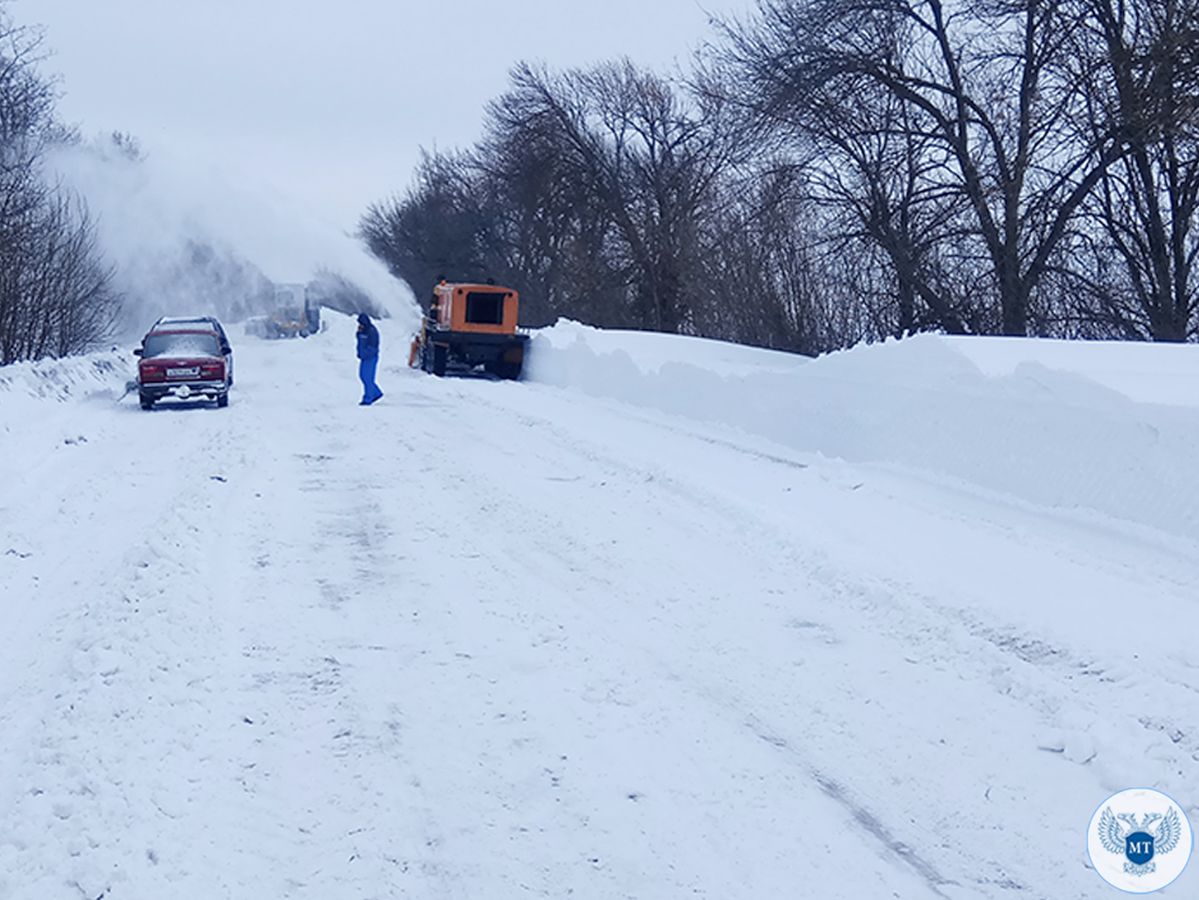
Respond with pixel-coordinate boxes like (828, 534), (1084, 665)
(43, 136), (420, 338)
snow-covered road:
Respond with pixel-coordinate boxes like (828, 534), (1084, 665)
(2, 321), (1197, 899)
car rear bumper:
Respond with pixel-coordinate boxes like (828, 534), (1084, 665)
(139, 380), (227, 400)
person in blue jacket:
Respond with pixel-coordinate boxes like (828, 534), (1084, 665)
(356, 313), (383, 405)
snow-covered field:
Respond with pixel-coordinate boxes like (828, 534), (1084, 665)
(2, 316), (1198, 899)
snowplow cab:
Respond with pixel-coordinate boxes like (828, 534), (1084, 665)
(410, 281), (528, 379)
(433, 282), (520, 333)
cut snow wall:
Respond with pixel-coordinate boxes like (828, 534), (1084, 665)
(526, 322), (1199, 544)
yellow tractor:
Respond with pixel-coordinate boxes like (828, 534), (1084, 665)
(409, 281), (528, 379)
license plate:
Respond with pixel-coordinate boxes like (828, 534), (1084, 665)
(167, 367), (199, 377)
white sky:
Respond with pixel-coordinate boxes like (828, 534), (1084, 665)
(31, 0), (747, 232)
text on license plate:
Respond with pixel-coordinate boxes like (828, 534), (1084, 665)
(167, 367), (199, 377)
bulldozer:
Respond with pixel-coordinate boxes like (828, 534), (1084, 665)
(409, 281), (528, 379)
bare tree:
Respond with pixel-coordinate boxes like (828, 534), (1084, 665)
(499, 60), (745, 332)
(361, 151), (494, 298)
(0, 3), (121, 364)
(724, 0), (1137, 336)
(475, 94), (619, 325)
(0, 188), (120, 364)
(363, 61), (755, 336)
(1067, 0), (1199, 340)
(364, 0), (1199, 351)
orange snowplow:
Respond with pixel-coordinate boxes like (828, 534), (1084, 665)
(408, 281), (528, 379)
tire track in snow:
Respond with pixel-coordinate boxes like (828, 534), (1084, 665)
(387, 377), (964, 898)
(0, 422), (243, 899)
(10, 326), (1194, 899)
(406, 376), (1145, 898)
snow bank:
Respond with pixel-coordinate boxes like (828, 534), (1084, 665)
(529, 319), (809, 377)
(527, 322), (1199, 543)
(0, 348), (132, 409)
(942, 334), (1199, 410)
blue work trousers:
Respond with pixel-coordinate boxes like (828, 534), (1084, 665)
(359, 356), (382, 404)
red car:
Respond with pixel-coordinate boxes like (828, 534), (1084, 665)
(134, 329), (229, 410)
(149, 316), (234, 385)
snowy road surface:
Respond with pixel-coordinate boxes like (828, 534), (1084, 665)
(2, 319), (1198, 899)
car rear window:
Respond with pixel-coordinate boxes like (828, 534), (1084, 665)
(156, 318), (227, 338)
(143, 332), (221, 359)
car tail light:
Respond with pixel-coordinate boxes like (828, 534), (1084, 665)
(201, 361), (224, 379)
(139, 362), (164, 383)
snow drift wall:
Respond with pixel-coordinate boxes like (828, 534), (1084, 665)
(0, 348), (131, 407)
(527, 321), (1199, 544)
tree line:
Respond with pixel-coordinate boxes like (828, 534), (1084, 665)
(0, 6), (119, 365)
(362, 0), (1199, 353)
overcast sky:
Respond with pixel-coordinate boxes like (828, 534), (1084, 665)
(32, 0), (750, 232)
